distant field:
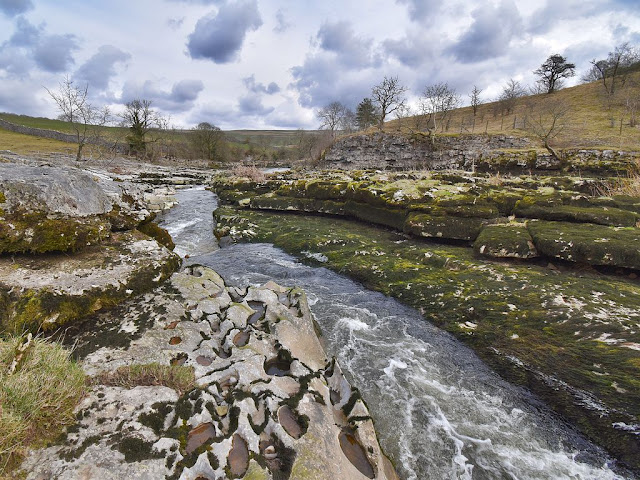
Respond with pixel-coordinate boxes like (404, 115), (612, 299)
(0, 128), (76, 156)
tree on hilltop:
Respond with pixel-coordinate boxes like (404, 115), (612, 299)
(355, 98), (378, 130)
(371, 76), (407, 129)
(419, 82), (460, 135)
(585, 42), (638, 96)
(317, 101), (349, 138)
(534, 54), (575, 94)
(469, 85), (482, 117)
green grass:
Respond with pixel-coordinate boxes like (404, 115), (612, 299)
(0, 128), (76, 156)
(0, 335), (86, 476)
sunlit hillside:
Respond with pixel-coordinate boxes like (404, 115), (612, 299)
(387, 72), (640, 151)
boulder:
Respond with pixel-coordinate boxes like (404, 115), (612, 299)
(0, 163), (151, 253)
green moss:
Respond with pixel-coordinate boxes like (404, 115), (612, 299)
(404, 212), (485, 241)
(473, 224), (538, 259)
(515, 197), (638, 226)
(138, 221), (175, 251)
(527, 220), (640, 269)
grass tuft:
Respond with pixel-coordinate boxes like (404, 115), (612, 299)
(91, 363), (196, 396)
(0, 335), (86, 476)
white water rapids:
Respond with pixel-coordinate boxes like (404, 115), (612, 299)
(158, 187), (635, 480)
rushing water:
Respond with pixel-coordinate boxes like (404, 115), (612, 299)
(157, 186), (218, 257)
(163, 187), (634, 480)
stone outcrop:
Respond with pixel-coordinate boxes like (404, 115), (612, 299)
(321, 132), (639, 175)
(21, 265), (397, 480)
(211, 170), (640, 271)
(0, 230), (180, 333)
(0, 162), (183, 333)
(0, 163), (152, 253)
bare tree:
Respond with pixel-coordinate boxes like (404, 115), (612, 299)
(588, 43), (638, 96)
(371, 76), (407, 129)
(498, 79), (526, 115)
(340, 108), (357, 134)
(45, 76), (108, 161)
(317, 101), (348, 138)
(121, 99), (157, 157)
(469, 85), (482, 117)
(524, 98), (570, 158)
(534, 54), (576, 94)
(192, 122), (228, 162)
(420, 82), (460, 136)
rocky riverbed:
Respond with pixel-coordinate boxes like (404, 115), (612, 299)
(0, 154), (397, 479)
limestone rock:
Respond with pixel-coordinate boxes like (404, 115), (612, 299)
(0, 230), (180, 333)
(21, 266), (398, 480)
(0, 163), (152, 253)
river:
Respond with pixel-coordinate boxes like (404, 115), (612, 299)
(158, 186), (633, 480)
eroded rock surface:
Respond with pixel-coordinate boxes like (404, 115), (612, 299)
(0, 230), (180, 333)
(21, 265), (397, 480)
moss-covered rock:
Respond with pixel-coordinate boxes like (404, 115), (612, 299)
(404, 211), (486, 241)
(0, 230), (180, 333)
(344, 201), (407, 230)
(0, 212), (112, 254)
(473, 223), (538, 259)
(138, 220), (175, 251)
(515, 195), (638, 226)
(527, 220), (640, 269)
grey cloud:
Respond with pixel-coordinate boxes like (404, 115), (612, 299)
(170, 79), (204, 102)
(290, 54), (377, 109)
(8, 16), (39, 46)
(75, 45), (130, 90)
(2, 17), (78, 74)
(243, 74), (280, 94)
(167, 17), (184, 30)
(33, 33), (78, 72)
(316, 21), (378, 69)
(395, 0), (440, 21)
(448, 0), (522, 63)
(0, 0), (33, 17)
(187, 0), (262, 63)
(383, 33), (433, 67)
(273, 9), (291, 33)
(121, 79), (204, 113)
(238, 94), (273, 116)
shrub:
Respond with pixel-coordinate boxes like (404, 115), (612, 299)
(231, 165), (266, 182)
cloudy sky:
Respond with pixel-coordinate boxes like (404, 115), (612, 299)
(0, 0), (639, 130)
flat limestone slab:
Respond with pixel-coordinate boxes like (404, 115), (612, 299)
(21, 265), (398, 480)
(0, 230), (180, 333)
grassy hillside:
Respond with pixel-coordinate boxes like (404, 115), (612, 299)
(387, 73), (640, 151)
(0, 128), (76, 156)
